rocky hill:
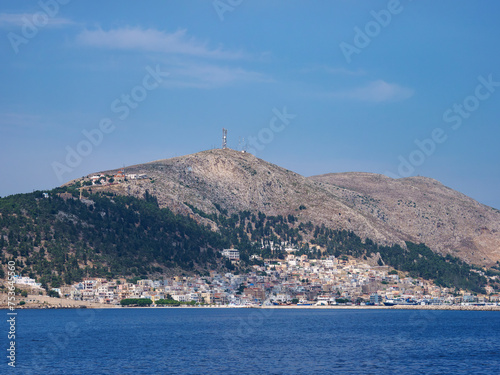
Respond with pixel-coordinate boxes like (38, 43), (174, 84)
(310, 173), (500, 266)
(73, 148), (500, 266)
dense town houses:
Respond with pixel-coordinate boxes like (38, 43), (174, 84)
(53, 255), (499, 307)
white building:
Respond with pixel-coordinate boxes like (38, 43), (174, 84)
(172, 294), (189, 302)
(222, 249), (240, 260)
(14, 276), (42, 289)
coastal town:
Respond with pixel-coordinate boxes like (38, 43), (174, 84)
(4, 249), (499, 309)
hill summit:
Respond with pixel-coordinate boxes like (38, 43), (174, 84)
(71, 148), (500, 266)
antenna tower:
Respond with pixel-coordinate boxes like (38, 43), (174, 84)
(222, 128), (227, 149)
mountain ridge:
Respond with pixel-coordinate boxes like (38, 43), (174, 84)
(70, 148), (500, 266)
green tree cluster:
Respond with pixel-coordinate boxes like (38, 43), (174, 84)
(120, 298), (153, 306)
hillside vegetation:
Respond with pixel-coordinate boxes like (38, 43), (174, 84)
(0, 187), (495, 294)
(0, 189), (228, 288)
(79, 149), (500, 266)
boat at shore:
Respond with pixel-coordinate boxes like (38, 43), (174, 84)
(383, 298), (418, 306)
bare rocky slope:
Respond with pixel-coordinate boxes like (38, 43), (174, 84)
(310, 172), (500, 266)
(75, 149), (500, 266)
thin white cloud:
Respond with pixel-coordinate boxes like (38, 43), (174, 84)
(332, 80), (414, 102)
(0, 13), (74, 29)
(76, 27), (244, 60)
(164, 63), (272, 89)
(75, 27), (269, 88)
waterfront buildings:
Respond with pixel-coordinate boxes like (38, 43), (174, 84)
(54, 256), (497, 307)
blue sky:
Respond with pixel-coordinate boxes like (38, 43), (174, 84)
(1, 0), (499, 209)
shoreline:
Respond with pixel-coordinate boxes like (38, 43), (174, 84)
(3, 293), (499, 311)
(3, 304), (500, 311)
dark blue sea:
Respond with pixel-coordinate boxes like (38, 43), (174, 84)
(4, 308), (500, 374)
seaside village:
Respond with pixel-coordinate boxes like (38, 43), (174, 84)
(11, 248), (500, 308)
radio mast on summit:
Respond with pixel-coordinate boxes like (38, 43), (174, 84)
(222, 128), (227, 149)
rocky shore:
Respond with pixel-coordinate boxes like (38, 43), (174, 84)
(0, 294), (116, 309)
